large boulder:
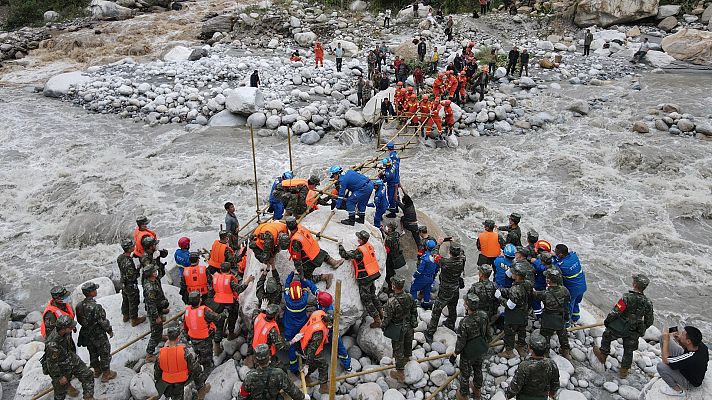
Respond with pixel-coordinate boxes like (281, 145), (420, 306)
(294, 31), (318, 47)
(15, 352), (54, 400)
(201, 15), (234, 39)
(351, 382), (383, 400)
(363, 87), (395, 123)
(208, 109), (247, 127)
(345, 109), (367, 127)
(0, 300), (11, 350)
(225, 87), (264, 115)
(657, 4), (680, 19)
(657, 16), (678, 32)
(396, 4), (429, 20)
(645, 50), (676, 68)
(357, 319), (393, 360)
(130, 364), (159, 400)
(394, 40), (418, 63)
(574, 0), (659, 27)
(701, 4), (712, 24)
(93, 366), (136, 399)
(43, 71), (91, 98)
(328, 39), (359, 57)
(89, 0), (135, 20)
(661, 28), (712, 65)
(163, 45), (193, 62)
(69, 276), (117, 308)
(205, 359), (239, 400)
(238, 207), (387, 334)
(641, 368), (712, 400)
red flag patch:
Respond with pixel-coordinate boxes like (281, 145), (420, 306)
(615, 298), (626, 312)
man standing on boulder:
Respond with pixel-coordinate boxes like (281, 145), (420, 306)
(583, 29), (593, 56)
(339, 231), (384, 328)
(335, 42), (344, 72)
(144, 265), (170, 363)
(452, 294), (490, 400)
(76, 282), (117, 383)
(284, 216), (340, 288)
(117, 239), (146, 326)
(553, 243), (586, 324)
(425, 241), (465, 341)
(383, 276), (417, 384)
(329, 165), (374, 226)
(506, 46), (519, 77)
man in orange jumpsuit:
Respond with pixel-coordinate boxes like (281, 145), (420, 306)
(429, 97), (443, 138)
(393, 82), (404, 116)
(418, 94), (432, 137)
(432, 73), (444, 99)
(457, 71), (468, 105)
(406, 93), (419, 126)
(314, 41), (324, 67)
(442, 99), (455, 137)
(446, 71), (458, 99)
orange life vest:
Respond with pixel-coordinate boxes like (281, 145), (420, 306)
(306, 190), (320, 211)
(212, 272), (238, 304)
(254, 222), (288, 250)
(184, 305), (216, 339)
(307, 309), (326, 326)
(159, 346), (189, 383)
(252, 313), (280, 355)
(208, 240), (234, 269)
(479, 231), (502, 258)
(288, 226), (321, 261)
(299, 317), (329, 356)
(183, 265), (209, 295)
(238, 252), (247, 274)
(352, 243), (380, 278)
(419, 101), (432, 117)
(280, 178), (308, 188)
(133, 228), (157, 257)
(40, 301), (75, 337)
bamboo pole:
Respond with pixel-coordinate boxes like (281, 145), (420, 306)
(249, 127), (261, 224)
(298, 356), (308, 395)
(287, 126), (294, 171)
(328, 280), (342, 399)
(425, 371), (460, 400)
(316, 210), (336, 241)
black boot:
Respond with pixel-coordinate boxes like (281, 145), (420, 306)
(355, 213), (365, 224)
(385, 210), (397, 218)
(341, 214), (355, 226)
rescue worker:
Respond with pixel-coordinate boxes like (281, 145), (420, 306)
(140, 235), (167, 283)
(593, 273), (654, 378)
(442, 99), (455, 136)
(180, 252), (210, 304)
(211, 262), (254, 343)
(410, 239), (440, 310)
(425, 241), (465, 341)
(237, 344), (308, 400)
(284, 217), (341, 287)
(76, 282), (116, 382)
(250, 221), (288, 268)
(283, 271), (320, 374)
(405, 93), (419, 125)
(174, 237), (191, 277)
(398, 193), (421, 248)
(183, 291), (221, 388)
(499, 213), (522, 247)
(495, 264), (532, 359)
(416, 225), (438, 259)
(477, 219), (504, 266)
(133, 215), (157, 258)
(433, 72), (444, 99)
(503, 333), (560, 400)
(394, 82), (405, 115)
(530, 240), (553, 319)
(117, 239), (145, 326)
(428, 97), (443, 137)
(457, 70), (468, 105)
(522, 230), (539, 259)
(380, 157), (400, 218)
(255, 266), (282, 308)
(386, 141), (400, 168)
(468, 264), (499, 323)
(339, 231), (384, 327)
(268, 171), (291, 220)
(41, 286), (74, 338)
(143, 265), (170, 363)
(251, 304), (303, 366)
(452, 294), (490, 400)
(329, 166), (374, 226)
(305, 176), (329, 213)
(274, 175), (310, 217)
(314, 41), (324, 67)
(207, 230), (235, 276)
(383, 276), (417, 384)
(513, 246), (536, 284)
(42, 316), (99, 400)
(315, 292), (352, 372)
(299, 310), (333, 394)
(154, 326), (207, 400)
(553, 244), (587, 324)
(383, 221), (406, 293)
(532, 269), (571, 359)
(494, 243), (516, 289)
(446, 70), (458, 99)
(368, 179), (389, 229)
(418, 94), (432, 137)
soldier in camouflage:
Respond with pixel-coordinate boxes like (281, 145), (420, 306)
(339, 231), (384, 328)
(248, 304), (303, 367)
(143, 265), (170, 362)
(183, 291), (222, 393)
(383, 276), (417, 383)
(514, 247), (536, 284)
(283, 218), (341, 288)
(496, 264), (533, 358)
(521, 230), (539, 260)
(76, 282), (117, 382)
(594, 273), (654, 378)
(425, 241), (466, 341)
(468, 264), (499, 323)
(301, 312), (333, 394)
(238, 344), (308, 400)
(117, 239), (146, 326)
(154, 326), (207, 400)
(255, 265), (282, 308)
(140, 236), (167, 283)
(452, 293), (490, 400)
(531, 269), (572, 359)
(383, 222), (406, 294)
(504, 333), (559, 400)
(498, 212), (522, 247)
(42, 316), (101, 400)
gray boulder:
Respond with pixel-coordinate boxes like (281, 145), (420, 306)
(225, 87), (264, 115)
(0, 301), (11, 350)
(294, 31), (317, 47)
(89, 0), (135, 20)
(658, 16), (678, 32)
(44, 10), (59, 22)
(575, 0), (659, 27)
(300, 131), (321, 144)
(345, 109), (367, 127)
(201, 15), (234, 39)
(246, 112), (267, 128)
(43, 71), (91, 98)
(205, 359), (239, 400)
(657, 5), (681, 19)
(208, 110), (247, 127)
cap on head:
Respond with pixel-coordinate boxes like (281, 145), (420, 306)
(56, 315), (76, 330)
(219, 230), (229, 239)
(511, 263), (526, 277)
(120, 239), (134, 251)
(478, 264), (493, 276)
(141, 235), (157, 249)
(167, 326), (181, 340)
(483, 219), (495, 229)
(265, 304), (280, 317)
(277, 232), (290, 250)
(220, 262), (231, 272)
(178, 237), (190, 249)
(515, 246), (525, 255)
(189, 252), (200, 262)
(391, 276), (405, 289)
(308, 175), (320, 186)
(356, 230), (370, 242)
(188, 291), (201, 306)
(322, 311), (334, 325)
(527, 230), (539, 242)
(449, 241), (462, 256)
(136, 216), (150, 226)
(418, 225), (428, 234)
(509, 213), (521, 224)
(317, 291), (333, 308)
(285, 216), (298, 230)
(373, 179), (384, 187)
(254, 344), (271, 363)
(51, 286), (69, 300)
(386, 142), (395, 150)
(143, 265), (157, 278)
(81, 282), (99, 295)
(465, 293), (479, 309)
(528, 332), (549, 355)
(265, 277), (280, 294)
(545, 268), (562, 284)
(632, 273), (650, 290)
(539, 251), (553, 264)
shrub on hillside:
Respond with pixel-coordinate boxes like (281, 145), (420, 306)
(3, 0), (89, 30)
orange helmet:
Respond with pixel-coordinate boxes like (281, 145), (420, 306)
(534, 240), (552, 253)
(397, 81), (403, 87)
(410, 93), (417, 99)
(422, 94), (430, 100)
(437, 72), (444, 79)
(442, 100), (451, 106)
(288, 281), (303, 301)
(460, 71), (466, 75)
(446, 70), (452, 75)
(407, 87), (414, 93)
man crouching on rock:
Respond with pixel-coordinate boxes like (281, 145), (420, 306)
(339, 231), (384, 328)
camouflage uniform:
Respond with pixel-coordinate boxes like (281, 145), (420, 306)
(140, 252), (165, 283)
(504, 357), (559, 399)
(184, 305), (222, 386)
(290, 241), (330, 284)
(42, 301), (73, 338)
(500, 279), (532, 351)
(256, 268), (282, 308)
(339, 245), (383, 320)
(144, 279), (169, 355)
(207, 276), (250, 340)
(304, 330), (328, 384)
(274, 184), (309, 216)
(383, 291), (417, 370)
(76, 296), (113, 374)
(237, 365), (305, 400)
(468, 279), (498, 321)
(456, 308), (490, 396)
(514, 258), (536, 284)
(384, 229), (405, 289)
(117, 253), (141, 319)
(499, 225), (522, 247)
(250, 232), (278, 266)
(599, 290), (654, 369)
(426, 250), (465, 335)
(154, 345), (202, 400)
(42, 329), (94, 400)
(531, 284), (571, 352)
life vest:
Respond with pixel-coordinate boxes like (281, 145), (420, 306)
(40, 301), (75, 337)
(288, 226), (321, 261)
(208, 240), (234, 269)
(479, 231), (502, 258)
(352, 243), (380, 278)
(307, 309), (326, 326)
(254, 222), (288, 250)
(299, 318), (329, 356)
(184, 305), (215, 339)
(280, 178), (308, 188)
(183, 265), (208, 295)
(213, 272), (238, 304)
(159, 346), (189, 383)
(306, 190), (320, 211)
(133, 228), (157, 257)
(252, 313), (280, 355)
(419, 101), (432, 117)
(238, 252), (247, 274)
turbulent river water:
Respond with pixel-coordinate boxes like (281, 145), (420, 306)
(1, 71), (711, 334)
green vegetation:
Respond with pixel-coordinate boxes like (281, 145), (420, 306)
(3, 0), (89, 31)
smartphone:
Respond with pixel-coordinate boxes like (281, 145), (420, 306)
(443, 236), (453, 242)
(669, 326), (678, 333)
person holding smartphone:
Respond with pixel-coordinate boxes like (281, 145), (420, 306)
(657, 325), (709, 396)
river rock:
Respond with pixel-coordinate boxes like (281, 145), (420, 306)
(44, 10), (60, 22)
(537, 40), (554, 50)
(604, 381), (619, 392)
(557, 389), (587, 400)
(14, 353), (54, 400)
(677, 118), (695, 132)
(618, 385), (640, 400)
(349, 0), (368, 11)
(129, 364), (158, 399)
(201, 15), (234, 39)
(567, 100), (590, 115)
(575, 0), (659, 27)
(352, 382), (383, 400)
(226, 87), (264, 115)
(205, 359), (239, 400)
(345, 109), (367, 127)
(645, 50), (675, 68)
(641, 365), (712, 399)
(70, 276), (116, 307)
(189, 48), (208, 61)
(632, 121), (650, 133)
(43, 71), (92, 98)
(0, 301), (10, 350)
(661, 28), (712, 65)
(163, 45), (192, 62)
(657, 5), (681, 19)
(695, 121), (712, 136)
(209, 109), (247, 127)
(300, 131), (321, 144)
(404, 360), (424, 384)
(430, 369), (448, 386)
(89, 0), (135, 20)
(329, 39), (359, 57)
(294, 31), (318, 47)
(658, 16), (678, 32)
(19, 342), (44, 361)
(384, 388), (406, 400)
(702, 5), (712, 24)
(519, 77), (536, 89)
(246, 112), (267, 128)
(357, 322), (393, 360)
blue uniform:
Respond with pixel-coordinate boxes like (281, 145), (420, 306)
(369, 184), (389, 228)
(174, 248), (190, 276)
(283, 271), (319, 373)
(317, 303), (352, 371)
(531, 259), (548, 318)
(269, 178), (285, 220)
(554, 252), (587, 322)
(382, 164), (400, 214)
(334, 170), (374, 218)
(493, 255), (514, 289)
(410, 251), (440, 307)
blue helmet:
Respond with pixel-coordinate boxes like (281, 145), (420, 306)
(386, 142), (395, 150)
(503, 244), (516, 258)
(329, 165), (343, 175)
(425, 239), (437, 250)
(282, 170), (294, 180)
(382, 158), (392, 166)
(373, 179), (383, 186)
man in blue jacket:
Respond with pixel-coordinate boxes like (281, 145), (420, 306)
(493, 244), (516, 289)
(329, 166), (374, 226)
(380, 157), (400, 218)
(268, 171), (292, 220)
(553, 244), (587, 324)
(282, 271), (319, 374)
(315, 291), (352, 372)
(410, 239), (440, 310)
(368, 179), (389, 228)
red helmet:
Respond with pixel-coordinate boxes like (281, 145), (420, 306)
(459, 71), (466, 75)
(317, 291), (333, 308)
(407, 87), (414, 92)
(178, 237), (190, 249)
(410, 93), (417, 99)
(422, 94), (430, 100)
(437, 72), (444, 78)
(397, 81), (403, 87)
(534, 240), (552, 253)
(288, 281), (303, 301)
(446, 70), (452, 75)
(442, 100), (451, 106)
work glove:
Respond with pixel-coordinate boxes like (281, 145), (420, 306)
(449, 354), (457, 365)
(505, 269), (513, 278)
(159, 249), (168, 258)
(291, 333), (305, 344)
(494, 289), (502, 299)
(367, 203), (375, 208)
(304, 395), (310, 400)
(506, 299), (517, 310)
